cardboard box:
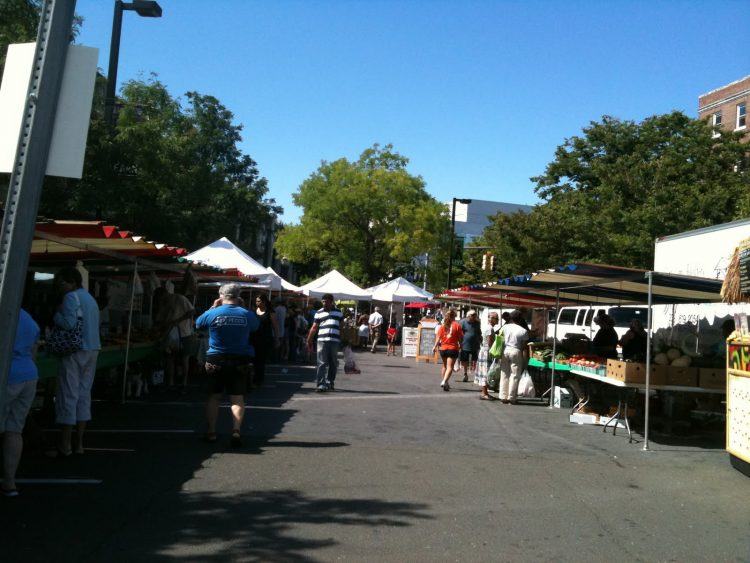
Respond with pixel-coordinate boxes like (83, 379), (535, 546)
(665, 366), (698, 387)
(698, 368), (726, 389)
(599, 415), (626, 429)
(607, 360), (646, 383)
(553, 386), (573, 408)
(569, 412), (599, 425)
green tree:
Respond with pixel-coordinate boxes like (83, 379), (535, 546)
(276, 144), (450, 288)
(480, 112), (749, 276)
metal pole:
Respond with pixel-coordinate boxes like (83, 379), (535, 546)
(0, 0), (77, 407)
(643, 271), (653, 451)
(447, 198), (457, 291)
(121, 260), (138, 402)
(104, 0), (124, 127)
(549, 287), (560, 408)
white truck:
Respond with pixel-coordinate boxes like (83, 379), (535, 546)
(651, 218), (750, 355)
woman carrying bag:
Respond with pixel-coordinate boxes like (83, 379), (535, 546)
(498, 310), (530, 404)
(432, 309), (463, 392)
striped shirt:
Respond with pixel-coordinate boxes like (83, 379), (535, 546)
(314, 307), (343, 342)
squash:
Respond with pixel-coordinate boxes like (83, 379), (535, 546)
(670, 355), (692, 367)
(666, 348), (682, 361)
(654, 353), (669, 366)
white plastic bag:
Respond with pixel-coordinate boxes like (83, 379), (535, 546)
(343, 345), (356, 369)
(517, 370), (536, 398)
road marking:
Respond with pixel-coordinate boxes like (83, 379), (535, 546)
(290, 392), (478, 402)
(5, 479), (102, 485)
(82, 447), (136, 452)
(45, 429), (194, 434)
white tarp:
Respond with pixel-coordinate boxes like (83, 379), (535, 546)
(0, 43), (98, 178)
(300, 270), (372, 300)
(367, 277), (433, 303)
(186, 237), (281, 289)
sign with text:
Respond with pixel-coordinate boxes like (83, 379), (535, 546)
(401, 327), (419, 357)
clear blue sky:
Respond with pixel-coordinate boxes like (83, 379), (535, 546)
(75, 0), (749, 224)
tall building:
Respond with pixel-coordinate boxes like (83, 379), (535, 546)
(450, 198), (533, 244)
(698, 75), (749, 141)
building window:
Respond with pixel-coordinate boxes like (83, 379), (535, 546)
(737, 102), (747, 130)
(712, 112), (722, 137)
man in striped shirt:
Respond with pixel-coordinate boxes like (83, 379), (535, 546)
(306, 293), (343, 392)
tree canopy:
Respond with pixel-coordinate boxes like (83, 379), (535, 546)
(276, 145), (450, 288)
(469, 112), (750, 281)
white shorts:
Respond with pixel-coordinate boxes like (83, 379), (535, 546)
(0, 380), (37, 433)
(56, 350), (99, 425)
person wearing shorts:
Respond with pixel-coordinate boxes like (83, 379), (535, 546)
(196, 283), (259, 447)
(432, 308), (463, 392)
(2, 308), (40, 496)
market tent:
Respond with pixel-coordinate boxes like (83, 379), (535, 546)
(404, 301), (442, 309)
(186, 237), (280, 289)
(266, 267), (302, 293)
(367, 277), (434, 302)
(300, 270), (372, 301)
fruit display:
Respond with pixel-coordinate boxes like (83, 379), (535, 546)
(654, 348), (693, 367)
(561, 354), (607, 375)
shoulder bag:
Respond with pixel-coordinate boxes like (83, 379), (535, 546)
(48, 291), (84, 356)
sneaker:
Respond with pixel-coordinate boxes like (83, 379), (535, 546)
(315, 386), (327, 393)
(443, 383), (450, 392)
(328, 382), (335, 391)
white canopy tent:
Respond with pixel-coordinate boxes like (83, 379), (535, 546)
(300, 269), (372, 301)
(367, 277), (434, 325)
(186, 237), (281, 290)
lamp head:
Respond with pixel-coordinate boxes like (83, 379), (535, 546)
(127, 1), (163, 17)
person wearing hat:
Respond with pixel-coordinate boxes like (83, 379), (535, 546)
(592, 311), (618, 358)
(368, 306), (384, 353)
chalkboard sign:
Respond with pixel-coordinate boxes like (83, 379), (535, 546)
(416, 321), (439, 363)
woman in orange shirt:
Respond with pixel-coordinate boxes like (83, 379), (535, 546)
(432, 308), (463, 391)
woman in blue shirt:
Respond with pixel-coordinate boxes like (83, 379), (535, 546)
(196, 283), (259, 447)
(1, 308), (40, 497)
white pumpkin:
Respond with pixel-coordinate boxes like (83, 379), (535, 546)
(666, 348), (682, 361)
(654, 353), (670, 366)
(670, 355), (692, 367)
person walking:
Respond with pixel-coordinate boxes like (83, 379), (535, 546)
(307, 293), (343, 392)
(459, 310), (481, 382)
(2, 308), (40, 496)
(498, 310), (530, 404)
(476, 311), (500, 399)
(252, 293), (280, 388)
(197, 283), (259, 447)
(432, 308), (463, 392)
(274, 300), (288, 360)
(49, 267), (101, 457)
(368, 306), (384, 353)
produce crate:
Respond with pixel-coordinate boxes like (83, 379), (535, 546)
(665, 366), (699, 387)
(698, 367), (726, 389)
(607, 360), (646, 383)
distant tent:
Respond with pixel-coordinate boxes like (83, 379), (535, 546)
(366, 277), (434, 303)
(300, 270), (372, 301)
(186, 237), (281, 289)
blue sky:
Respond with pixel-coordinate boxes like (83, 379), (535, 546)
(74, 0), (749, 223)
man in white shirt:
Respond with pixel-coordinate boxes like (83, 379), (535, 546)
(368, 307), (384, 353)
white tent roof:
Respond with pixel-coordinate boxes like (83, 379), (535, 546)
(300, 269), (372, 300)
(186, 237), (281, 289)
(266, 267), (302, 293)
(367, 277), (434, 303)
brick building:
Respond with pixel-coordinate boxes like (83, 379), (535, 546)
(698, 75), (749, 141)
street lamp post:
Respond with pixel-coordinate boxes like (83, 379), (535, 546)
(104, 0), (162, 128)
(446, 197), (472, 291)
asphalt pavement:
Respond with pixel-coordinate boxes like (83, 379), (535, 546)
(2, 348), (749, 562)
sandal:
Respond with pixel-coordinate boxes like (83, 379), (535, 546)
(45, 447), (73, 459)
(230, 430), (242, 448)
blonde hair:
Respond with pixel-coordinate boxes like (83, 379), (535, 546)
(442, 308), (456, 328)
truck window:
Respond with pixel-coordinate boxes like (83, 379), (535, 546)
(584, 309), (594, 326)
(575, 309), (587, 325)
(558, 309), (577, 324)
(608, 307), (648, 327)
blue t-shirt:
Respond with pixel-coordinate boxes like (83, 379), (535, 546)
(11, 309), (40, 385)
(195, 304), (259, 357)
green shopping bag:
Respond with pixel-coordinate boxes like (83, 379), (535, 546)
(489, 331), (505, 358)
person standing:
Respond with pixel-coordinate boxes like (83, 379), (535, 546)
(386, 324), (397, 356)
(432, 309), (463, 392)
(252, 294), (280, 388)
(274, 300), (288, 360)
(476, 311), (500, 399)
(459, 310), (481, 382)
(368, 306), (384, 353)
(2, 308), (40, 496)
(498, 310), (530, 404)
(155, 288), (195, 390)
(307, 293), (343, 392)
(197, 283), (259, 447)
(592, 312), (618, 359)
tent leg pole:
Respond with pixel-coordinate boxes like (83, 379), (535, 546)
(549, 288), (560, 408)
(121, 260), (138, 404)
(643, 271), (653, 451)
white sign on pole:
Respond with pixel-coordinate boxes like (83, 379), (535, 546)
(402, 327), (419, 357)
(0, 43), (98, 179)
